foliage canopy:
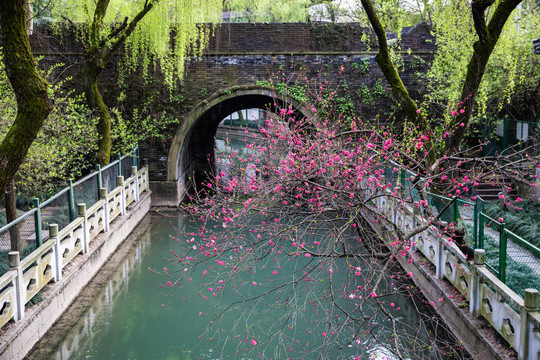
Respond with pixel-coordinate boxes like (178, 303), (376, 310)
(424, 0), (540, 130)
(52, 0), (223, 87)
(0, 54), (97, 197)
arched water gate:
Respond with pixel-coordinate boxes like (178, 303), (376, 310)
(156, 86), (310, 205)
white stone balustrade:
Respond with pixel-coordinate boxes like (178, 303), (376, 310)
(0, 167), (149, 332)
(374, 187), (540, 360)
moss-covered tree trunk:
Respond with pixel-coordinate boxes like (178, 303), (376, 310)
(446, 0), (522, 150)
(360, 0), (436, 167)
(0, 0), (54, 196)
(83, 52), (111, 166)
(361, 0), (522, 155)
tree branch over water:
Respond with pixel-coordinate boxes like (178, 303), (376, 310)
(160, 73), (539, 359)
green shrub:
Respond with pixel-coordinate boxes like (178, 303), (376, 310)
(484, 200), (540, 247)
(482, 232), (540, 299)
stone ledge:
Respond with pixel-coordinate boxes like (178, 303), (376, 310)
(0, 191), (152, 360)
(365, 212), (518, 360)
(149, 181), (184, 207)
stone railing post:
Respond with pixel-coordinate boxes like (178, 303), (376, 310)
(79, 204), (89, 253)
(132, 166), (140, 202)
(101, 188), (109, 232)
(9, 251), (25, 320)
(435, 239), (445, 279)
(519, 289), (538, 360)
(49, 224), (62, 282)
(145, 166), (149, 192)
(411, 217), (418, 252)
(470, 249), (486, 317)
(117, 176), (126, 215)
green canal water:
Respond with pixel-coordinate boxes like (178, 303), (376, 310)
(26, 211), (465, 360)
(26, 128), (467, 359)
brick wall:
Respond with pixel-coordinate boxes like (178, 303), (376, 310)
(20, 22), (435, 185)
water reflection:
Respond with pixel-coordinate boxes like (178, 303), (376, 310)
(27, 211), (462, 360)
(53, 230), (153, 360)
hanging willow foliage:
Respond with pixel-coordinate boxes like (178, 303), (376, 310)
(424, 0), (540, 122)
(53, 0), (223, 87)
(223, 0), (311, 23)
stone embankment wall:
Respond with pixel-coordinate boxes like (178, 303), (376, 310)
(366, 192), (540, 360)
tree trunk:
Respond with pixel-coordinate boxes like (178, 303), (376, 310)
(83, 53), (111, 166)
(445, 42), (491, 150)
(446, 0), (522, 150)
(79, 0), (155, 166)
(361, 0), (423, 127)
(0, 0), (54, 196)
(5, 181), (24, 251)
(360, 0), (436, 167)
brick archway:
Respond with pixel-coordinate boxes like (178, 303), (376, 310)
(162, 86), (310, 204)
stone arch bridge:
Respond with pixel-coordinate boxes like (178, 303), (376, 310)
(30, 22), (435, 205)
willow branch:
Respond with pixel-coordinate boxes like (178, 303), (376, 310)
(103, 0), (157, 63)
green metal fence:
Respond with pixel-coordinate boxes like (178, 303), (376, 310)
(0, 148), (139, 263)
(476, 196), (540, 296)
(383, 162), (540, 297)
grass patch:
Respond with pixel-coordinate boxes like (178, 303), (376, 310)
(464, 221), (540, 305)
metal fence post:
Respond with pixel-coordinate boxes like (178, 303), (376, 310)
(33, 198), (42, 249)
(473, 197), (479, 249)
(400, 169), (406, 197)
(482, 117), (488, 146)
(502, 118), (509, 151)
(452, 199), (459, 225)
(68, 179), (76, 222)
(97, 164), (102, 195)
(132, 147), (139, 170)
(478, 197), (485, 249)
(117, 154), (122, 177)
(499, 223), (507, 283)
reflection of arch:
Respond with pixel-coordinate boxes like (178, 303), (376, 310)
(167, 85), (311, 200)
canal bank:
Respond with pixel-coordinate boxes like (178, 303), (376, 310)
(0, 191), (151, 360)
(0, 172), (530, 358)
(363, 210), (516, 360)
(24, 214), (155, 360)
